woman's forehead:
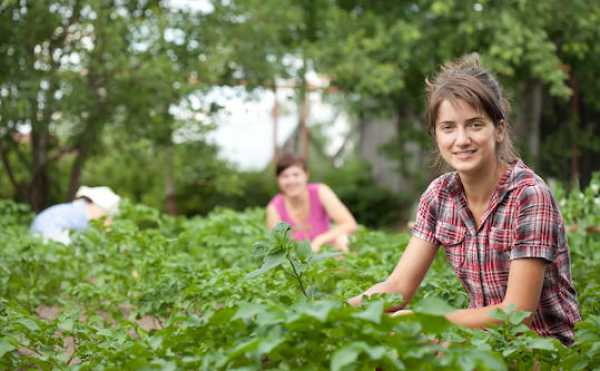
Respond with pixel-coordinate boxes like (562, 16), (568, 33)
(280, 165), (305, 175)
(437, 98), (488, 121)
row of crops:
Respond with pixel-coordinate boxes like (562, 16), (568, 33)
(1, 176), (599, 370)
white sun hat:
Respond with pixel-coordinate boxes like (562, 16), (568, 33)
(75, 186), (121, 215)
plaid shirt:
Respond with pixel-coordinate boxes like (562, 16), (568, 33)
(412, 160), (581, 345)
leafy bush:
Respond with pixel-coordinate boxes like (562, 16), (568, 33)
(0, 174), (599, 369)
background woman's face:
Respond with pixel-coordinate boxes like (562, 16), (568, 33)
(277, 165), (308, 197)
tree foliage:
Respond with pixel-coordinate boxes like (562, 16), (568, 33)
(1, 0), (599, 216)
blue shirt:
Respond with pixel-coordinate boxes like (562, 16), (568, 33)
(30, 200), (89, 238)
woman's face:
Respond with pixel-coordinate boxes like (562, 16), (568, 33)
(277, 165), (309, 197)
(435, 99), (504, 176)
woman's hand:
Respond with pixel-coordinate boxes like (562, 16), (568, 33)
(347, 281), (392, 307)
(310, 237), (324, 253)
(389, 309), (414, 317)
(347, 293), (363, 307)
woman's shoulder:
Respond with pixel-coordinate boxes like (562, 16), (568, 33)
(508, 161), (554, 197)
(414, 172), (460, 212)
(268, 193), (284, 208)
(424, 172), (458, 196)
(311, 183), (336, 198)
(308, 182), (326, 195)
(308, 182), (324, 190)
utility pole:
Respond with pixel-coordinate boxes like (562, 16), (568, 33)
(272, 83), (279, 164)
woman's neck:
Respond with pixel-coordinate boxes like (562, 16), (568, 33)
(285, 188), (309, 207)
(459, 161), (506, 207)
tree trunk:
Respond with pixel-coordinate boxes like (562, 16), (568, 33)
(30, 126), (50, 211)
(297, 59), (310, 160)
(67, 147), (87, 200)
(515, 79), (543, 169)
(569, 68), (580, 186)
(164, 145), (177, 215)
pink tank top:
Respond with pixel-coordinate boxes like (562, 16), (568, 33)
(270, 183), (330, 241)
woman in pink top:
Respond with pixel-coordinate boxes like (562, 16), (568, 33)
(266, 153), (357, 253)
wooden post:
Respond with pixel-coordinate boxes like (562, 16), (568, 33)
(272, 83), (279, 163)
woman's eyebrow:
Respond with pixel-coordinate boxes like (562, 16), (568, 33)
(438, 116), (485, 125)
(465, 115), (485, 122)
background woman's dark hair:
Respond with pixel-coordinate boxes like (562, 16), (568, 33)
(275, 153), (308, 176)
(425, 53), (519, 166)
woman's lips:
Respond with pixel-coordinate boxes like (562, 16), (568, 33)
(453, 149), (476, 159)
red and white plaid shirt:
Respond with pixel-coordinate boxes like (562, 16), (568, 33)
(412, 160), (581, 345)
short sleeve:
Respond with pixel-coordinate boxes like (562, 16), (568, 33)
(511, 185), (563, 262)
(410, 181), (440, 245)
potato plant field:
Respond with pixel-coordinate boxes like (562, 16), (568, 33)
(1, 176), (599, 370)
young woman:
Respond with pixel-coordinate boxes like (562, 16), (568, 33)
(349, 54), (580, 345)
(266, 153), (357, 253)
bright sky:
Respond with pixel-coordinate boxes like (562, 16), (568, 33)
(198, 84), (350, 170)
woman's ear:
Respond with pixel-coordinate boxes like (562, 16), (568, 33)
(495, 120), (506, 143)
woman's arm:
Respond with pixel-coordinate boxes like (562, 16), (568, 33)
(266, 203), (281, 230)
(445, 258), (546, 327)
(312, 184), (357, 250)
(348, 236), (438, 307)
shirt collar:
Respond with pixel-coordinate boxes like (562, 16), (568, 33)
(446, 159), (535, 205)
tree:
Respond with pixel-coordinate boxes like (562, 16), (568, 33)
(0, 0), (169, 210)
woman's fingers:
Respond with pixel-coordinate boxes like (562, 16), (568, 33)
(347, 295), (363, 307)
(389, 309), (414, 317)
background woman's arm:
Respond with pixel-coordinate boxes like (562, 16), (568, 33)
(266, 203), (281, 230)
(312, 184), (357, 250)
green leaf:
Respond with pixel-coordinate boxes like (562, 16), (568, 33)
(351, 300), (383, 324)
(413, 296), (455, 316)
(467, 350), (507, 371)
(489, 308), (508, 321)
(331, 344), (360, 371)
(208, 308), (237, 326)
(246, 253), (286, 278)
(273, 222), (292, 242)
(502, 348), (517, 357)
(149, 335), (163, 350)
(296, 240), (312, 262)
(295, 301), (339, 322)
(312, 251), (342, 262)
(0, 338), (16, 358)
(508, 310), (531, 325)
(256, 330), (285, 354)
(58, 318), (74, 332)
(228, 338), (260, 360)
(359, 344), (386, 360)
(16, 318), (39, 332)
(527, 337), (556, 351)
(233, 303), (268, 321)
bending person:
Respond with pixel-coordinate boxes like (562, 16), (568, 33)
(31, 186), (121, 244)
(267, 153), (357, 253)
(349, 54), (580, 346)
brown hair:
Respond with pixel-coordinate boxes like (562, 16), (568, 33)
(425, 53), (519, 166)
(275, 152), (307, 176)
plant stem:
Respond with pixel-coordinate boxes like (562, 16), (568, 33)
(287, 255), (308, 299)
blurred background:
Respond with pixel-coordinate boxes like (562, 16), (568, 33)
(1, 0), (599, 229)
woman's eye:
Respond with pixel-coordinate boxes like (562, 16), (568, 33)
(439, 124), (453, 131)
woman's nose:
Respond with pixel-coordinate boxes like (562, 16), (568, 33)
(455, 127), (471, 146)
